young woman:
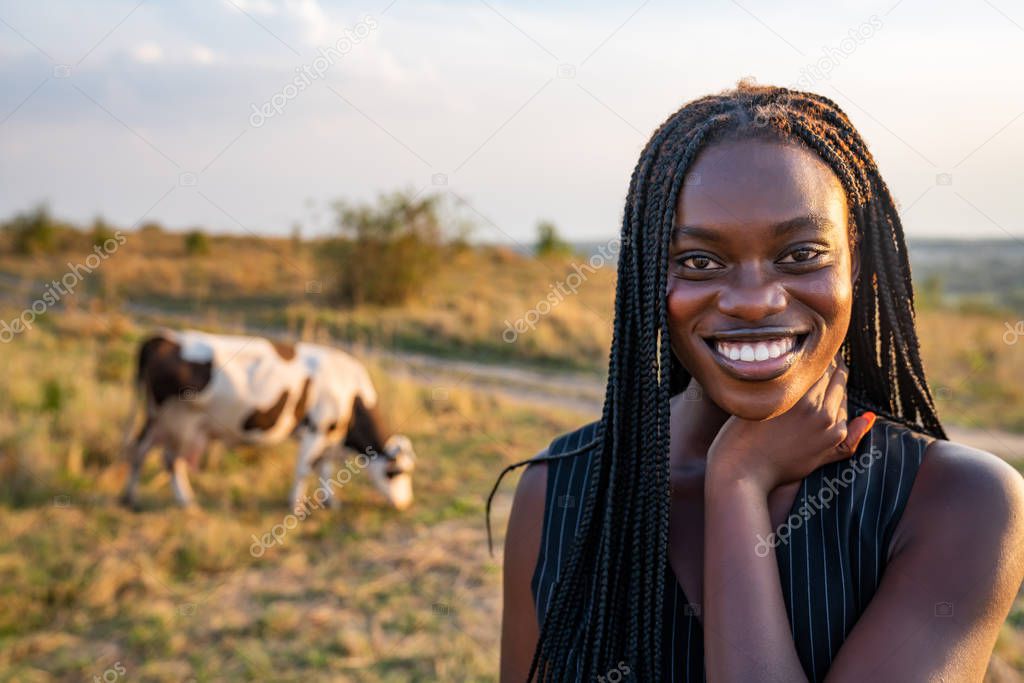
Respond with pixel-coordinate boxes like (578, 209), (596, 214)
(496, 83), (1024, 681)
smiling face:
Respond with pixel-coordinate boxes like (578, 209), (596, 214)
(667, 137), (859, 420)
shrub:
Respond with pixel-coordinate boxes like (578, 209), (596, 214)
(535, 220), (572, 258)
(184, 230), (211, 256)
(90, 218), (117, 248)
(4, 204), (59, 255)
(326, 190), (448, 307)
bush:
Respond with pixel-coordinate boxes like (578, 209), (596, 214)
(4, 204), (59, 255)
(40, 378), (70, 414)
(535, 220), (572, 258)
(90, 217), (117, 248)
(326, 190), (449, 307)
(184, 230), (211, 256)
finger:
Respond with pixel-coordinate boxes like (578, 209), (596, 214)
(822, 355), (849, 416)
(805, 354), (840, 410)
(834, 411), (876, 458)
(834, 395), (848, 430)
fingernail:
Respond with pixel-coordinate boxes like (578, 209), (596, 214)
(862, 411), (876, 430)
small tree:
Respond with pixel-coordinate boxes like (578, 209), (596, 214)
(535, 220), (571, 258)
(184, 229), (211, 256)
(327, 190), (447, 307)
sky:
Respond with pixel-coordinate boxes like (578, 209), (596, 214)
(1, 0), (1022, 244)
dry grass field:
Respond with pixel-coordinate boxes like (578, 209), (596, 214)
(0, 310), (590, 681)
(1, 230), (1023, 681)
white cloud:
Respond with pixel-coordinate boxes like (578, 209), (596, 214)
(284, 0), (332, 46)
(337, 38), (424, 86)
(132, 41), (164, 63)
(230, 0), (278, 15)
(189, 45), (216, 64)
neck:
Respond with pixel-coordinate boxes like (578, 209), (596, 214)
(670, 377), (730, 464)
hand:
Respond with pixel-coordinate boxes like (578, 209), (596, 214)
(705, 353), (877, 494)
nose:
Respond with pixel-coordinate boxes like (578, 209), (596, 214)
(715, 263), (787, 321)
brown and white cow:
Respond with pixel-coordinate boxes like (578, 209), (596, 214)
(119, 329), (416, 511)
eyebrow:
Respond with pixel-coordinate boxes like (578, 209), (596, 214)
(671, 215), (835, 243)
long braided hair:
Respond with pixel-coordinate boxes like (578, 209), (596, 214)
(490, 81), (946, 681)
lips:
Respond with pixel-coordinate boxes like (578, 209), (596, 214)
(700, 328), (810, 381)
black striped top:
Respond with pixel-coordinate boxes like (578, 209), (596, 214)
(530, 402), (936, 682)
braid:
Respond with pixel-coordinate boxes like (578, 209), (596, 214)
(494, 81), (946, 681)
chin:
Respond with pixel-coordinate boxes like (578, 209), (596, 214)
(704, 385), (801, 421)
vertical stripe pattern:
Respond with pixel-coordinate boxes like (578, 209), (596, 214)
(530, 407), (935, 682)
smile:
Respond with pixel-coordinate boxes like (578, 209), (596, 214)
(701, 329), (810, 381)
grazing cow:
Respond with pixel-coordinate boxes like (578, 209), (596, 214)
(119, 329), (416, 511)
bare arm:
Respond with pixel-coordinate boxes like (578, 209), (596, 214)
(703, 471), (810, 682)
(500, 458), (548, 683)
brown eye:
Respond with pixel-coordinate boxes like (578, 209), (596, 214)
(680, 254), (724, 270)
(779, 247), (823, 264)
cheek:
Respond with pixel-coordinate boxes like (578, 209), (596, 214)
(665, 281), (694, 323)
(665, 281), (707, 365)
(798, 267), (854, 355)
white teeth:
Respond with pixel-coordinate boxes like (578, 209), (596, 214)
(714, 336), (799, 363)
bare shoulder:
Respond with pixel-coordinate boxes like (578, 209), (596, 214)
(507, 450), (549, 540)
(517, 452), (549, 493)
(898, 437), (1024, 555)
(919, 438), (1024, 520)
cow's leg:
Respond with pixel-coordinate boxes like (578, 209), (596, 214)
(289, 432), (326, 514)
(168, 455), (197, 508)
(162, 413), (208, 508)
(165, 440), (200, 508)
(316, 449), (337, 509)
(170, 458), (191, 507)
(119, 418), (157, 509)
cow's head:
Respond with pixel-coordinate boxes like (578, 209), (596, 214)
(367, 434), (416, 510)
